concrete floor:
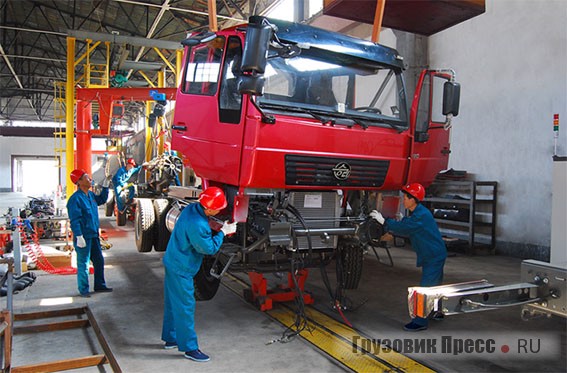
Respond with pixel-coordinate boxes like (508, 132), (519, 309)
(5, 212), (567, 373)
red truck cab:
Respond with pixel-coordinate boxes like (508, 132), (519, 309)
(170, 16), (460, 299)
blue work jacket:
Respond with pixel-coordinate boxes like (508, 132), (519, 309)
(163, 203), (225, 276)
(67, 187), (109, 239)
(384, 203), (447, 267)
(112, 165), (141, 190)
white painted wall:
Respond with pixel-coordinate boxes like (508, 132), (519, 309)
(428, 0), (567, 250)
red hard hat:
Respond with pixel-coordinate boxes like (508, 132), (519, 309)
(126, 158), (136, 167)
(402, 182), (425, 201)
(70, 169), (87, 184)
(198, 187), (227, 211)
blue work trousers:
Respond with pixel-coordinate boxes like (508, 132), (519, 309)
(75, 236), (107, 295)
(161, 267), (198, 352)
(412, 259), (445, 327)
(115, 185), (135, 213)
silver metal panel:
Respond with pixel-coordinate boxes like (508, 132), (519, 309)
(551, 158), (567, 266)
(521, 259), (567, 318)
(289, 191), (341, 250)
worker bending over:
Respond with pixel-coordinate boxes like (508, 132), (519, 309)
(370, 183), (447, 332)
(161, 187), (237, 362)
(67, 169), (113, 297)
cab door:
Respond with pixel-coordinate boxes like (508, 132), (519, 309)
(406, 70), (459, 186)
(172, 35), (245, 186)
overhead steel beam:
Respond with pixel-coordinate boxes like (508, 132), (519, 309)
(67, 29), (181, 50)
(0, 42), (40, 120)
(225, 0), (247, 19)
(112, 0), (245, 22)
(0, 126), (58, 138)
(1, 54), (65, 63)
(1, 88), (55, 94)
(0, 26), (67, 36)
(208, 0), (218, 31)
(0, 74), (64, 80)
(120, 60), (164, 71)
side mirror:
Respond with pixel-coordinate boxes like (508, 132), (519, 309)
(181, 31), (217, 47)
(442, 82), (460, 116)
(238, 75), (265, 96)
(240, 16), (274, 75)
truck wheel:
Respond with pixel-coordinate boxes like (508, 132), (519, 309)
(153, 199), (171, 252)
(338, 239), (364, 290)
(194, 256), (221, 301)
(105, 199), (115, 217)
(135, 198), (155, 253)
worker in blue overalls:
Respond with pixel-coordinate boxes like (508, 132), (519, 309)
(370, 182), (447, 332)
(67, 169), (113, 297)
(161, 187), (237, 362)
(112, 158), (142, 213)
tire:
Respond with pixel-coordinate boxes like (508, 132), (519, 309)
(135, 198), (155, 253)
(153, 199), (171, 252)
(105, 199), (115, 217)
(338, 239), (364, 290)
(194, 256), (221, 301)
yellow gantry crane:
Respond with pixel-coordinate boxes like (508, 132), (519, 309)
(61, 32), (182, 198)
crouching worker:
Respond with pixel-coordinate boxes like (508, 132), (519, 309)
(370, 182), (447, 332)
(161, 187), (237, 362)
(67, 169), (113, 297)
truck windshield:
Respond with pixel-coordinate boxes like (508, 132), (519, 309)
(256, 47), (408, 128)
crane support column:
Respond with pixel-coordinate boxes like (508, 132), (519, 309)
(76, 101), (92, 175)
(65, 37), (76, 196)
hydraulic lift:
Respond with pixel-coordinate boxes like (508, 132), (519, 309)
(244, 270), (314, 312)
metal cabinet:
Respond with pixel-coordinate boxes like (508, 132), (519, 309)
(422, 180), (498, 254)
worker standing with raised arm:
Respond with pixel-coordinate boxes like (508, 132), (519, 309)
(112, 158), (143, 213)
(161, 186), (237, 362)
(370, 182), (447, 332)
(67, 169), (113, 297)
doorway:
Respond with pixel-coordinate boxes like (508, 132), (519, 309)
(12, 156), (60, 197)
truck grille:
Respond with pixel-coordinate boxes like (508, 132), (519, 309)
(285, 155), (390, 187)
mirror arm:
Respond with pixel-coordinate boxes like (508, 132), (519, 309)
(249, 97), (275, 124)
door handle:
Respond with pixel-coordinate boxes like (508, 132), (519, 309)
(172, 124), (187, 131)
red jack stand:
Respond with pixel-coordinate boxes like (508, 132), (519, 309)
(244, 270), (314, 311)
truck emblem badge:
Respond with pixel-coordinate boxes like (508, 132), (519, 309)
(332, 162), (351, 180)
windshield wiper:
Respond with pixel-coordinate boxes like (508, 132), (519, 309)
(347, 113), (406, 132)
(258, 102), (336, 124)
(258, 102), (405, 131)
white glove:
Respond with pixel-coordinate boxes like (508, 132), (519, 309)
(221, 221), (237, 236)
(396, 212), (404, 221)
(369, 210), (385, 225)
(76, 235), (87, 248)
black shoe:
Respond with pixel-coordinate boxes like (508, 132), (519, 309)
(164, 342), (178, 350)
(184, 349), (210, 362)
(403, 322), (427, 332)
(94, 287), (113, 292)
(79, 292), (91, 298)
